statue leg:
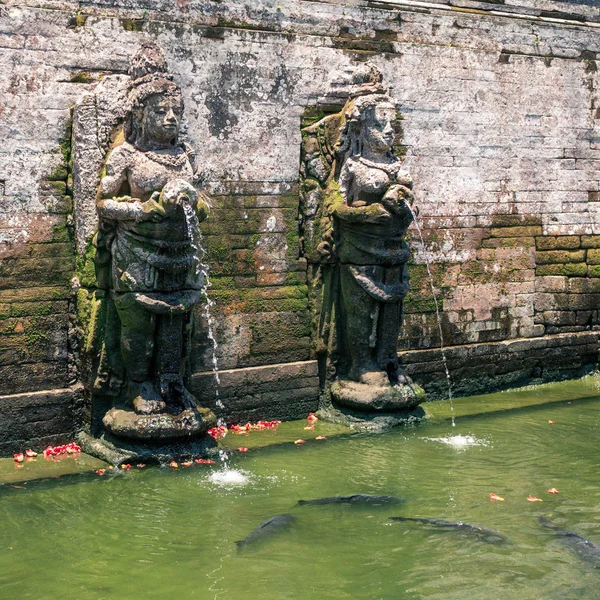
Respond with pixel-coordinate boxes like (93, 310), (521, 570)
(377, 265), (404, 382)
(114, 295), (165, 414)
(339, 264), (379, 382)
(156, 311), (197, 411)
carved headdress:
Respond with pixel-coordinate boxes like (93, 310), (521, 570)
(125, 43), (182, 144)
(336, 65), (397, 161)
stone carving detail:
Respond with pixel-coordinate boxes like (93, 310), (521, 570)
(300, 65), (425, 413)
(89, 44), (216, 442)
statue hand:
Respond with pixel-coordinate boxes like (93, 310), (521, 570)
(381, 184), (415, 216)
(335, 202), (392, 224)
(140, 196), (167, 222)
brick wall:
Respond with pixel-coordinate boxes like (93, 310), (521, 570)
(1, 0), (599, 449)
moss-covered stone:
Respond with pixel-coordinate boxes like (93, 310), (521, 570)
(536, 250), (586, 265)
(536, 263), (588, 276)
(491, 225), (543, 238)
(586, 248), (600, 264)
(581, 235), (600, 249)
(535, 235), (580, 250)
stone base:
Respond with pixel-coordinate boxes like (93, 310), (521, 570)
(317, 400), (428, 433)
(77, 430), (218, 467)
(102, 406), (216, 442)
(331, 377), (425, 412)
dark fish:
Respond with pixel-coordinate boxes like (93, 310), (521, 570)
(236, 514), (295, 551)
(297, 494), (404, 506)
(539, 516), (600, 567)
(390, 516), (511, 545)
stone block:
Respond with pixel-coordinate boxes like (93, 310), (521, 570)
(482, 236), (535, 248)
(586, 248), (600, 264)
(534, 292), (569, 311)
(535, 276), (568, 293)
(536, 250), (586, 265)
(568, 278), (600, 294)
(581, 235), (600, 248)
(536, 263), (588, 276)
(491, 226), (543, 238)
(191, 361), (319, 422)
(539, 311), (576, 326)
(535, 236), (580, 250)
(569, 294), (600, 311)
(0, 386), (86, 454)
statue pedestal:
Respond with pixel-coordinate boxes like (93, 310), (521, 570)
(77, 405), (218, 466)
(103, 406), (216, 441)
(331, 376), (425, 413)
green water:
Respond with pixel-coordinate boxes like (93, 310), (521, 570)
(1, 378), (600, 599)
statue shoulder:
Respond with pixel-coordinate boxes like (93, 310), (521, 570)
(105, 142), (136, 171)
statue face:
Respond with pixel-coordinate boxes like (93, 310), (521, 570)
(362, 105), (395, 154)
(141, 93), (183, 146)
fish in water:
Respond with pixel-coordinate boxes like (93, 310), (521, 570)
(389, 516), (511, 545)
(236, 514), (295, 551)
(297, 494), (404, 507)
(539, 516), (600, 567)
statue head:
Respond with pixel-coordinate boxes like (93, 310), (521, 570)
(125, 43), (183, 149)
(338, 93), (397, 159)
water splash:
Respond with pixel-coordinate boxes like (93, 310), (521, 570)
(208, 469), (251, 487)
(406, 204), (455, 426)
(427, 434), (488, 449)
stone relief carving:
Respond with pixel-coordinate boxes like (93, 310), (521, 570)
(300, 64), (425, 413)
(77, 43), (216, 446)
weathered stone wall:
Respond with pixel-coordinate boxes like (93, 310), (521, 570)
(1, 0), (599, 450)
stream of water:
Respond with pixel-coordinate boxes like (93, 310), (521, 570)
(407, 204), (455, 425)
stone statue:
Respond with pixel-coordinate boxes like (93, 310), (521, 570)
(92, 43), (215, 441)
(300, 65), (425, 413)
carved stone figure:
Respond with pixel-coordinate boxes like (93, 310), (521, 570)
(300, 65), (425, 413)
(92, 43), (215, 441)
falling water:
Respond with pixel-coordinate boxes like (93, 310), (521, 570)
(406, 204), (455, 426)
(183, 202), (229, 465)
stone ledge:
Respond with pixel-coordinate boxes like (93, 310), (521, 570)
(400, 331), (598, 400)
(0, 385), (87, 456)
(191, 360), (319, 423)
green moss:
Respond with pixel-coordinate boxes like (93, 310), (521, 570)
(121, 19), (145, 32)
(51, 222), (71, 243)
(23, 317), (49, 354)
(10, 302), (53, 318)
(76, 288), (103, 353)
(67, 12), (87, 28)
(47, 165), (68, 182)
(70, 71), (92, 84)
(76, 235), (98, 288)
